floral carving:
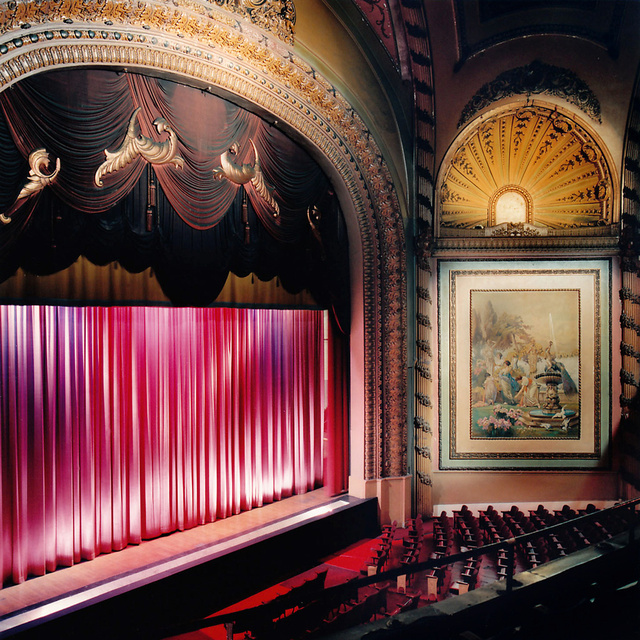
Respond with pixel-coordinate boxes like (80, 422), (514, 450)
(458, 60), (601, 127)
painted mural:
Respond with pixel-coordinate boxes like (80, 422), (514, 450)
(470, 289), (580, 440)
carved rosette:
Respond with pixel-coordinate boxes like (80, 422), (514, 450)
(0, 0), (407, 480)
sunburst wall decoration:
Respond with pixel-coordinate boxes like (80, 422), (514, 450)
(439, 104), (615, 233)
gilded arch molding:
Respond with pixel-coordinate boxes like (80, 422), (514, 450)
(0, 0), (408, 479)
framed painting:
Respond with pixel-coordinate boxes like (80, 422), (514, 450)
(438, 259), (612, 470)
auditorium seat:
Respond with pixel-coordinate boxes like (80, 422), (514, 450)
(449, 580), (470, 595)
(381, 520), (397, 544)
(406, 515), (424, 543)
(388, 593), (421, 616)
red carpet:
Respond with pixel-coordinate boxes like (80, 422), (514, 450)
(322, 538), (377, 572)
(167, 559), (365, 639)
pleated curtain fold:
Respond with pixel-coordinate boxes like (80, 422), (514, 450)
(0, 305), (330, 587)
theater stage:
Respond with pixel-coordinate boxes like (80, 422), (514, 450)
(0, 489), (379, 640)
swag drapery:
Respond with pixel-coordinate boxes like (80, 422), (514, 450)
(0, 68), (351, 588)
(0, 69), (350, 323)
(0, 304), (333, 587)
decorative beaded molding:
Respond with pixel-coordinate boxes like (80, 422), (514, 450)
(0, 1), (408, 480)
(435, 236), (620, 254)
(401, 0), (435, 517)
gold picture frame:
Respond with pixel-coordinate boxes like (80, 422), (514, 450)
(438, 259), (612, 470)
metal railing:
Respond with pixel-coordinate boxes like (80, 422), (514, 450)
(331, 497), (640, 597)
(165, 497), (640, 637)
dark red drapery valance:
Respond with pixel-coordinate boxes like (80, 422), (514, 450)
(0, 69), (350, 322)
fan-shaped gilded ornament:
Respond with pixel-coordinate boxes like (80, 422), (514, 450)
(439, 105), (614, 232)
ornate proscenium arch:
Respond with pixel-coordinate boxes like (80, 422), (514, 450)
(0, 0), (407, 480)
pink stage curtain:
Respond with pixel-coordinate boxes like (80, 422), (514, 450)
(0, 305), (326, 586)
(325, 325), (349, 496)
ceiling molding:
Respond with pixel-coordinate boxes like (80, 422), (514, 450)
(459, 60), (601, 128)
(453, 0), (626, 69)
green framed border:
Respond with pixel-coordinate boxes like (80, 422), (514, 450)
(438, 259), (612, 470)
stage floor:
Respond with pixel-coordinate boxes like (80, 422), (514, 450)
(0, 489), (372, 638)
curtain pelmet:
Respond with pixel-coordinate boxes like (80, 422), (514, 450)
(0, 69), (350, 323)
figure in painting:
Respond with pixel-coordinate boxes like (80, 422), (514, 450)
(484, 374), (498, 405)
(515, 374), (539, 407)
(526, 339), (542, 376)
(498, 360), (520, 404)
(470, 293), (580, 439)
(544, 341), (560, 372)
(472, 360), (499, 406)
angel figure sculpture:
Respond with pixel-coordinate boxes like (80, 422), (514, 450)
(95, 107), (184, 187)
(212, 140), (279, 217)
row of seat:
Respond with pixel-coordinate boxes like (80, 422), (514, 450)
(402, 515), (424, 565)
(433, 511), (452, 555)
(219, 503), (637, 640)
(225, 570), (331, 639)
(370, 502), (637, 606)
(307, 586), (388, 638)
(454, 505), (484, 549)
(469, 502), (636, 577)
(367, 520), (397, 575)
(228, 576), (390, 640)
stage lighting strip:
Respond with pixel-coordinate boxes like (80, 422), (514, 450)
(0, 498), (352, 635)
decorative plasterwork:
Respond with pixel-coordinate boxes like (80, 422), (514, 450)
(0, 1), (407, 479)
(221, 0), (296, 44)
(0, 0), (296, 45)
(459, 61), (601, 128)
(353, 0), (399, 66)
(398, 1), (435, 516)
(619, 62), (640, 490)
(0, 147), (60, 223)
(434, 234), (620, 257)
(488, 184), (533, 226)
(439, 104), (617, 241)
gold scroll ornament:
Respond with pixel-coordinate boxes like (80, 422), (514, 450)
(1, 148), (60, 224)
(94, 107), (184, 187)
(212, 140), (279, 217)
